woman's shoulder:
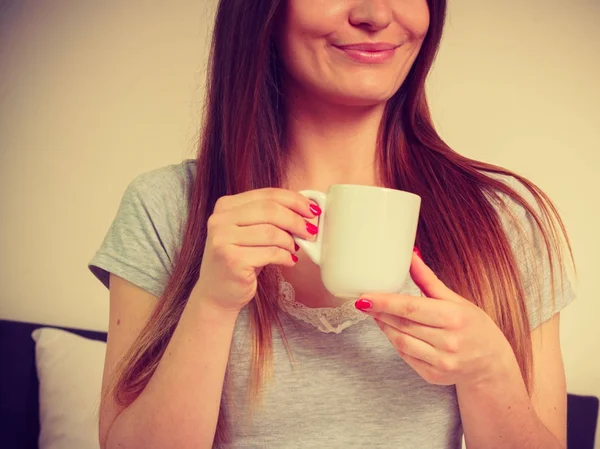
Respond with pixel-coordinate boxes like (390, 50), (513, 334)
(481, 170), (576, 328)
(88, 159), (197, 296)
(481, 171), (538, 214)
(479, 170), (552, 240)
(119, 158), (197, 240)
(125, 158), (196, 204)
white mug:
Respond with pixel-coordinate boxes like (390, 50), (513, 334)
(294, 184), (421, 299)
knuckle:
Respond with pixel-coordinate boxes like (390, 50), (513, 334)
(265, 188), (279, 199)
(394, 334), (409, 354)
(213, 240), (230, 258)
(426, 368), (444, 385)
(444, 336), (460, 353)
(265, 188), (285, 204)
(403, 301), (419, 317)
(207, 223), (229, 248)
(261, 201), (279, 219)
(206, 213), (220, 229)
(210, 235), (227, 252)
(223, 248), (241, 270)
(214, 195), (231, 212)
(268, 246), (281, 259)
(263, 225), (277, 241)
(439, 356), (457, 373)
(448, 313), (464, 329)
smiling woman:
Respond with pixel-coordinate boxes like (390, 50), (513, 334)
(277, 0), (430, 104)
(88, 0), (575, 448)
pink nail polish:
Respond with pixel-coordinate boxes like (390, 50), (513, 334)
(355, 299), (373, 311)
(309, 204), (322, 216)
(291, 254), (298, 263)
(294, 243), (300, 252)
(413, 246), (422, 260)
(306, 222), (318, 235)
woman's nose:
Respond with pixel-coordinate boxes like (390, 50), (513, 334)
(348, 0), (393, 32)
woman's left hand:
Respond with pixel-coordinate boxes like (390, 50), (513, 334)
(355, 248), (518, 389)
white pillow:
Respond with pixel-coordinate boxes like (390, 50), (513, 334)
(32, 327), (106, 449)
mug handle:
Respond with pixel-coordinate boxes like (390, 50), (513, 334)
(293, 190), (327, 265)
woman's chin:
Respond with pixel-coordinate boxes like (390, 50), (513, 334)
(320, 82), (399, 107)
(328, 91), (395, 108)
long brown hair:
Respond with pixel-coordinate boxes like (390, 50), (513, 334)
(107, 0), (574, 445)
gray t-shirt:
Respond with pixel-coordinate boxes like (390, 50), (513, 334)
(89, 159), (575, 449)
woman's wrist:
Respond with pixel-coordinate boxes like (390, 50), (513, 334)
(459, 339), (523, 393)
(187, 290), (242, 327)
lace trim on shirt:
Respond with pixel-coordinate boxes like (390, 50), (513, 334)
(275, 267), (369, 334)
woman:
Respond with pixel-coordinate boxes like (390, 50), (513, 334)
(89, 0), (576, 448)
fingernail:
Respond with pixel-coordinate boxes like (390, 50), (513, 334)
(294, 243), (300, 252)
(291, 254), (298, 263)
(413, 246), (422, 260)
(355, 299), (373, 311)
(309, 204), (322, 216)
(306, 222), (318, 235)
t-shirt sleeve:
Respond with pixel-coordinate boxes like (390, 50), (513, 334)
(88, 166), (189, 298)
(495, 175), (576, 330)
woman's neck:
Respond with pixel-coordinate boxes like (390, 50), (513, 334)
(280, 87), (387, 309)
(283, 88), (386, 191)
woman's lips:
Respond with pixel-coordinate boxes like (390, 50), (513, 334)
(334, 43), (399, 64)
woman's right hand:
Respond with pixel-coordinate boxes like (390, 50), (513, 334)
(192, 188), (320, 313)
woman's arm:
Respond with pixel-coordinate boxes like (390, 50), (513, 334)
(356, 251), (568, 449)
(457, 314), (566, 449)
(100, 274), (239, 449)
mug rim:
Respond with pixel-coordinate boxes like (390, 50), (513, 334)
(329, 184), (421, 201)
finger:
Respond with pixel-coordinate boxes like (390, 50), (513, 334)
(375, 319), (438, 366)
(226, 200), (315, 239)
(374, 312), (446, 349)
(214, 188), (318, 218)
(238, 246), (298, 268)
(397, 352), (440, 383)
(357, 293), (451, 328)
(410, 250), (461, 301)
(231, 224), (297, 253)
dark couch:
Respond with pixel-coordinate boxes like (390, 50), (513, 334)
(0, 319), (598, 449)
(0, 319), (107, 449)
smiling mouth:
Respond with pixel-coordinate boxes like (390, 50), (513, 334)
(335, 42), (399, 52)
(333, 43), (399, 64)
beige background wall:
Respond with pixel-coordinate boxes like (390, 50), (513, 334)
(1, 0), (598, 443)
